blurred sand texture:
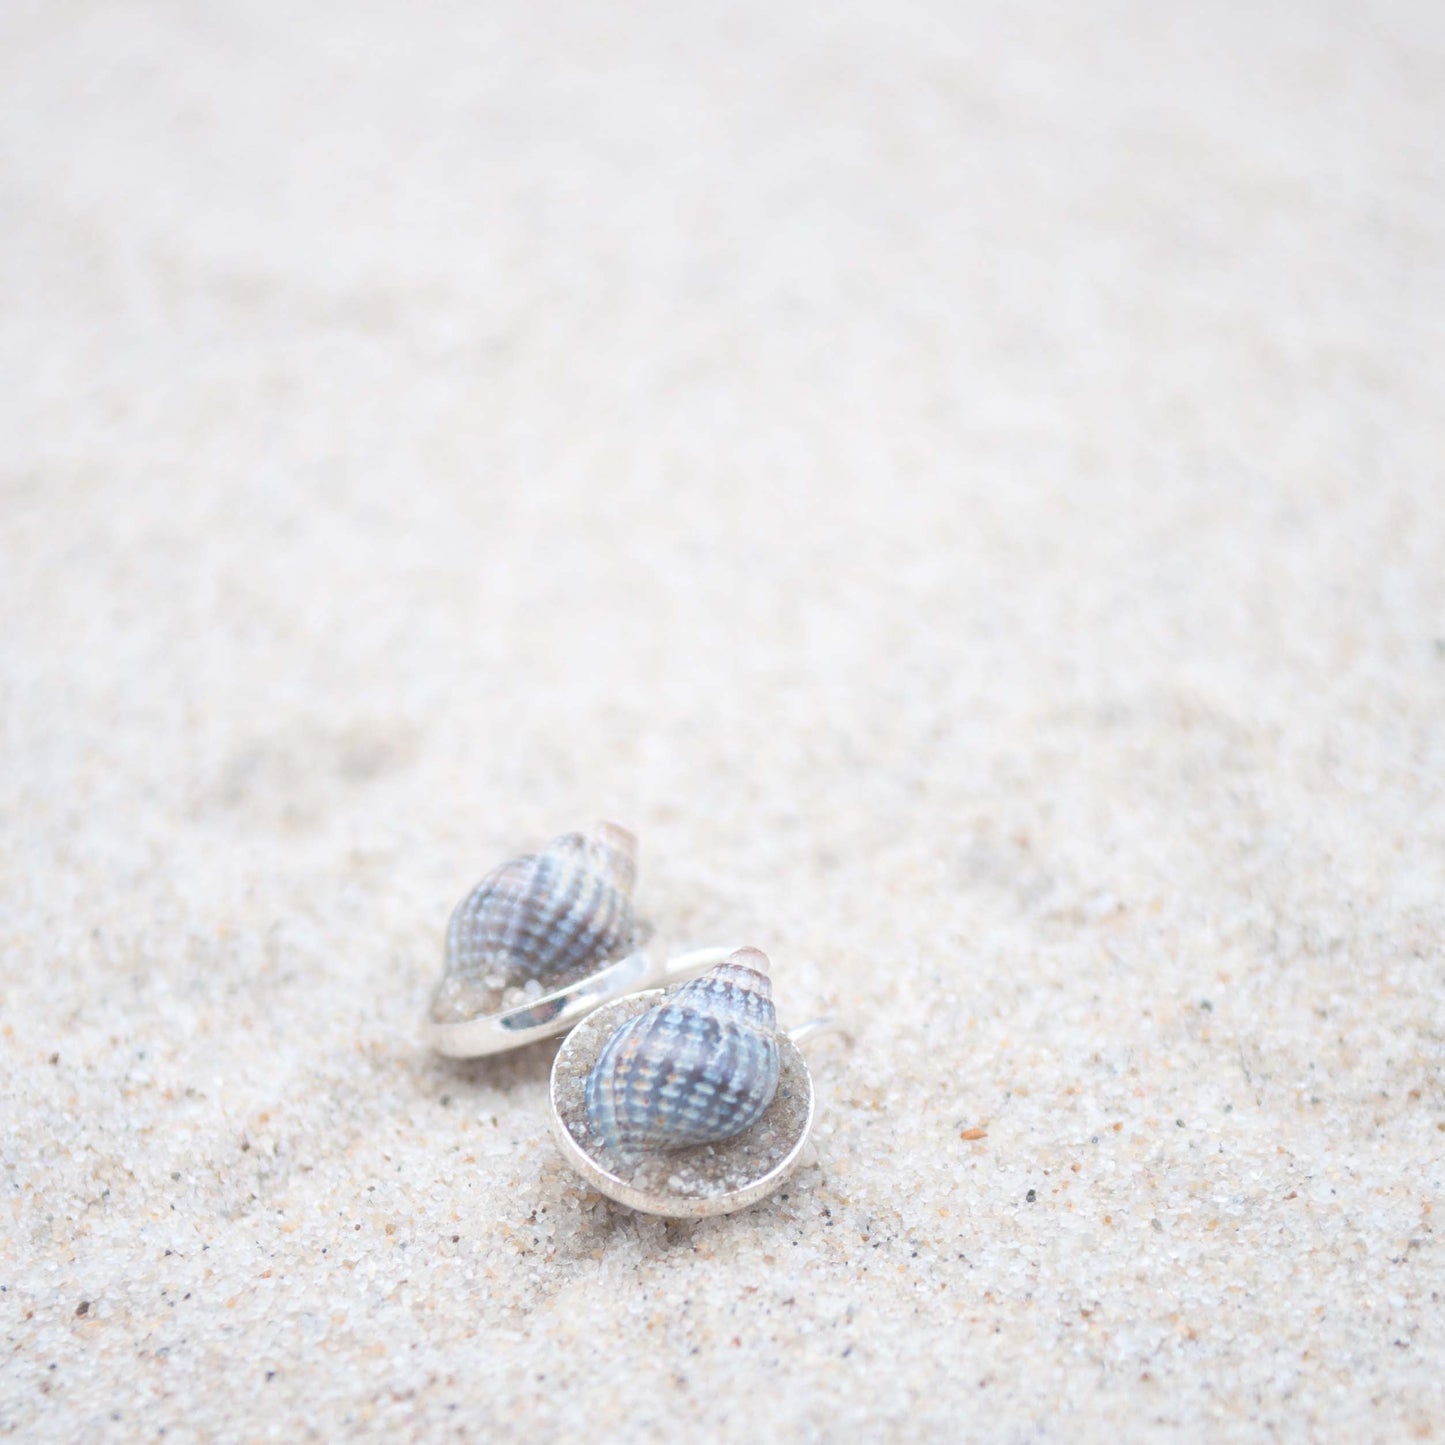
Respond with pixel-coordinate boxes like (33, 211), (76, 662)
(2, 2), (1443, 1438)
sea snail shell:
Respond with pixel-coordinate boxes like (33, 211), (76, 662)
(584, 946), (781, 1153)
(443, 821), (641, 988)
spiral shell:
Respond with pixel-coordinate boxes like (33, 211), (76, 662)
(443, 821), (640, 989)
(584, 947), (781, 1153)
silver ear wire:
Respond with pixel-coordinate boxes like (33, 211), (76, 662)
(428, 944), (738, 1058)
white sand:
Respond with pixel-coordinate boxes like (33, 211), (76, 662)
(2, 1), (1442, 1438)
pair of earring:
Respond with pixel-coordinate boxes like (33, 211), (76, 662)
(425, 822), (837, 1219)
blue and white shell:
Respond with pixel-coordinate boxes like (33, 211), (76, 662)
(584, 947), (781, 1153)
(444, 822), (639, 986)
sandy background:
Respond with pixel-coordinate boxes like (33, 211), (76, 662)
(3, 1), (1443, 1439)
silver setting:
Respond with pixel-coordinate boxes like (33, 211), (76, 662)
(549, 987), (839, 1218)
(427, 946), (737, 1059)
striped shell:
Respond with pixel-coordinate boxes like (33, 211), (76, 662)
(585, 947), (780, 1153)
(444, 822), (640, 987)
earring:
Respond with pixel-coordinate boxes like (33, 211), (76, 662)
(548, 946), (840, 1217)
(427, 821), (733, 1058)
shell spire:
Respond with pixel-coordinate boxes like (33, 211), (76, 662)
(442, 821), (640, 987)
(584, 946), (781, 1153)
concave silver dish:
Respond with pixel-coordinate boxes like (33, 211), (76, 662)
(549, 990), (824, 1219)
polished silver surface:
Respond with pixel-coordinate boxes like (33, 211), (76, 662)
(427, 945), (738, 1058)
(549, 993), (838, 1219)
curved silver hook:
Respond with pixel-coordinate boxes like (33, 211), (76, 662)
(428, 944), (740, 1058)
(787, 1015), (851, 1049)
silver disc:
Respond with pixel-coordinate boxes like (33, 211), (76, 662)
(549, 989), (817, 1219)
